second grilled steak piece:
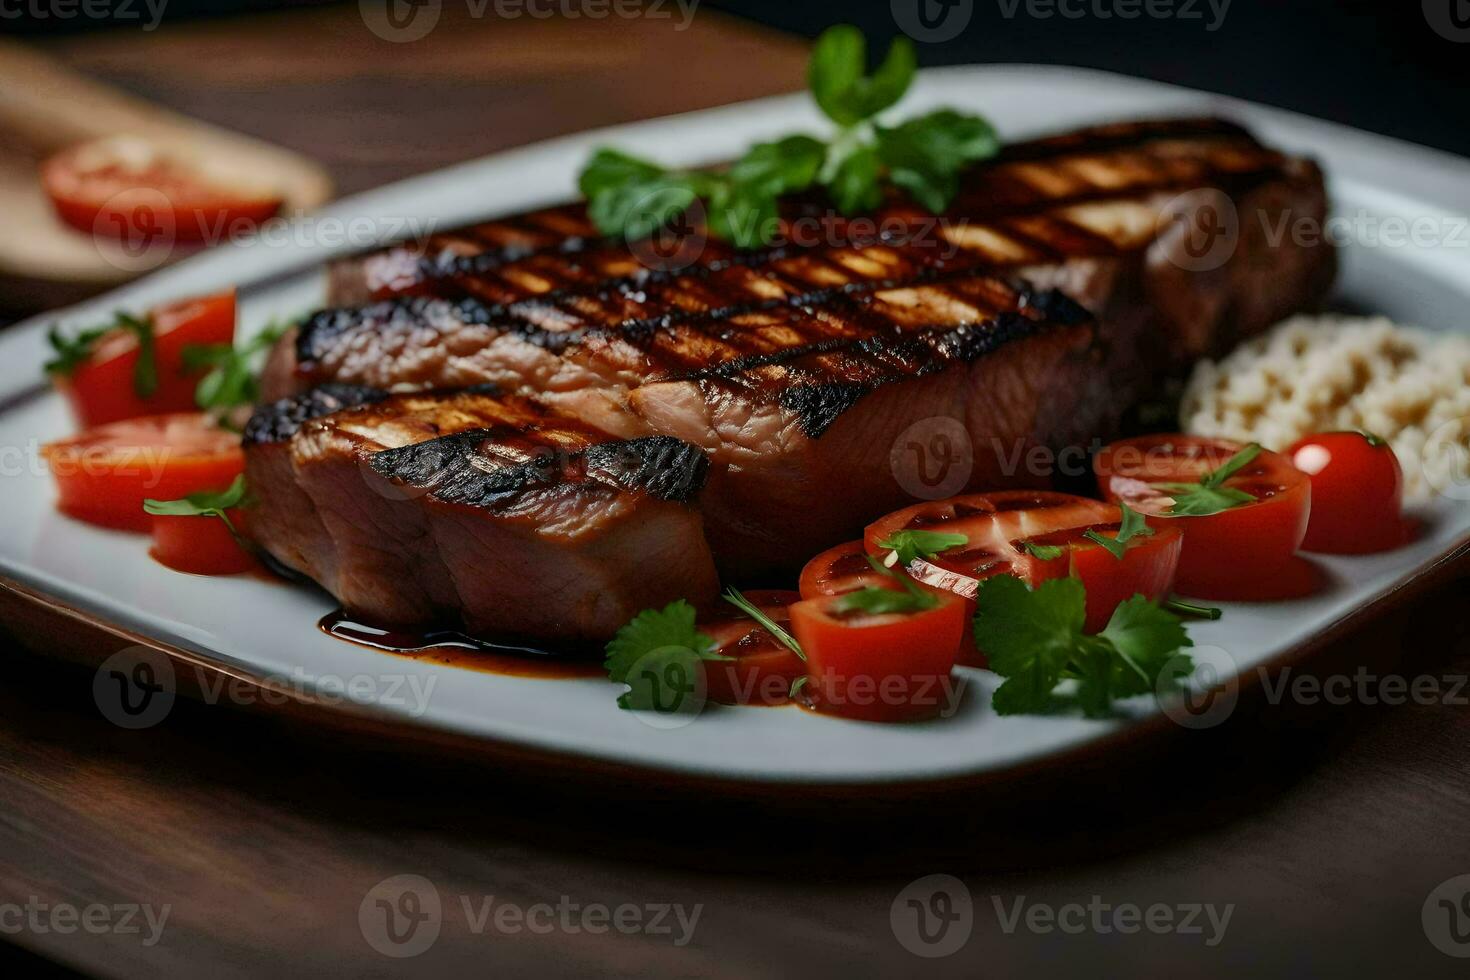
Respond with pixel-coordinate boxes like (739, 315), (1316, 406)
(244, 387), (718, 640)
(308, 117), (1332, 369)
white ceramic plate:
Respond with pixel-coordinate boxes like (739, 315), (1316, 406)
(3, 66), (1468, 785)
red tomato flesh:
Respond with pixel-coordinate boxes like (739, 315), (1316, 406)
(799, 540), (902, 601)
(698, 590), (805, 706)
(52, 290), (236, 428)
(150, 508), (255, 575)
(42, 138), (282, 243)
(42, 413), (244, 531)
(789, 591), (967, 723)
(1288, 432), (1413, 554)
(864, 491), (1180, 637)
(1095, 435), (1312, 600)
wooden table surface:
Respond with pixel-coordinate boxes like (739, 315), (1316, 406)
(4, 7), (1470, 978)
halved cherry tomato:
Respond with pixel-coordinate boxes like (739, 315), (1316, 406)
(1288, 432), (1413, 554)
(864, 491), (1177, 637)
(42, 413), (244, 531)
(1095, 435), (1312, 600)
(698, 590), (805, 706)
(51, 290), (236, 428)
(150, 508), (255, 575)
(799, 540), (901, 601)
(41, 137), (282, 243)
(789, 591), (967, 723)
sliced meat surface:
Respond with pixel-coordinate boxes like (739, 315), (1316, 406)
(244, 386), (717, 641)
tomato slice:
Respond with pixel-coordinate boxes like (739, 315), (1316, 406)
(150, 508), (255, 575)
(863, 490), (1176, 636)
(1288, 432), (1414, 554)
(789, 591), (967, 723)
(52, 290), (236, 428)
(41, 137), (282, 243)
(1095, 434), (1312, 600)
(798, 540), (901, 601)
(42, 413), (244, 531)
(698, 590), (805, 706)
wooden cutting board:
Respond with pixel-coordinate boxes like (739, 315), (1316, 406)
(0, 38), (333, 306)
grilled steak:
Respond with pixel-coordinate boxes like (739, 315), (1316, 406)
(247, 116), (1336, 614)
(305, 116), (1331, 370)
(244, 386), (718, 640)
(263, 274), (1102, 573)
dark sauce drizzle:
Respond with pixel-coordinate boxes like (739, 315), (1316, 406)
(319, 610), (601, 680)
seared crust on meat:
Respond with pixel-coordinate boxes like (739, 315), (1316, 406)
(244, 388), (719, 639)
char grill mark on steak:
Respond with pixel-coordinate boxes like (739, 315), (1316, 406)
(288, 268), (1081, 423)
(370, 432), (709, 509)
(242, 383), (390, 446)
(346, 118), (1286, 305)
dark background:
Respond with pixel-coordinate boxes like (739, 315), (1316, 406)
(8, 0), (1470, 156)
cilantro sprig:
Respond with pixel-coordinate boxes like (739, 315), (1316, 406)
(974, 575), (1193, 718)
(143, 475), (249, 537)
(1083, 503), (1155, 560)
(578, 25), (999, 248)
(603, 600), (732, 711)
(1156, 443), (1264, 517)
(45, 312), (158, 398)
(183, 318), (293, 412)
(876, 529), (968, 568)
(1018, 540), (1064, 561)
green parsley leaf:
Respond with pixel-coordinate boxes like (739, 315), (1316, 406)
(728, 135), (827, 197)
(143, 475), (249, 536)
(973, 577), (1194, 718)
(1099, 595), (1192, 698)
(789, 675), (810, 698)
(876, 529), (968, 567)
(723, 587), (804, 660)
(808, 26), (916, 127)
(184, 318), (294, 412)
(603, 601), (734, 711)
(974, 575), (1086, 716)
(1083, 502), (1155, 560)
(1157, 443), (1264, 517)
(1018, 540), (1065, 561)
(43, 323), (112, 376)
(578, 27), (998, 245)
(823, 141), (883, 214)
(876, 109), (1000, 213)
